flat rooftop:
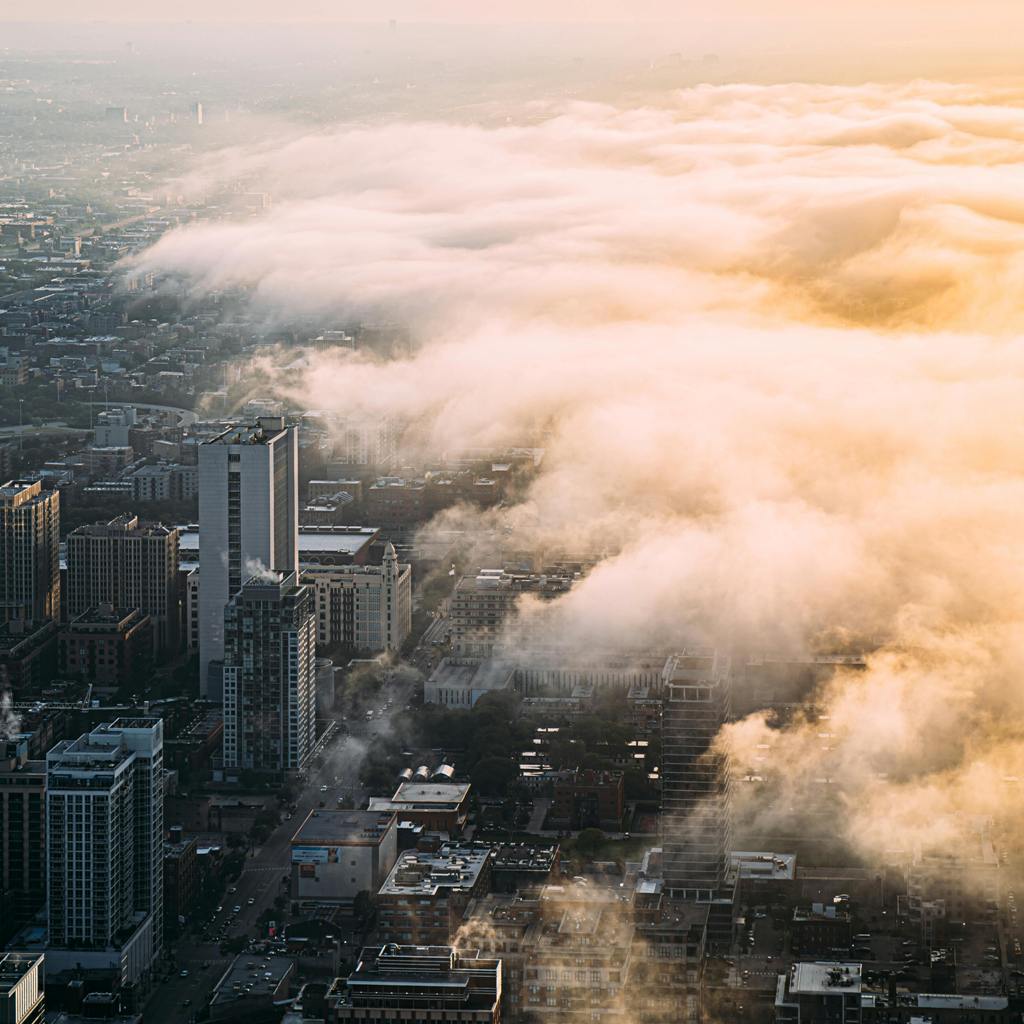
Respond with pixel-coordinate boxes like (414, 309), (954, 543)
(335, 946), (500, 1010)
(788, 962), (862, 996)
(731, 851), (797, 881)
(104, 717), (161, 731)
(392, 781), (471, 806)
(663, 648), (729, 686)
(912, 994), (1008, 1010)
(0, 620), (55, 652)
(427, 659), (490, 691)
(493, 842), (558, 871)
(67, 606), (145, 628)
(48, 737), (131, 768)
(206, 419), (287, 446)
(455, 570), (576, 595)
(174, 708), (223, 741)
(0, 952), (41, 992)
(212, 953), (293, 1006)
(292, 809), (396, 846)
(0, 759), (45, 778)
(380, 845), (491, 897)
(179, 527), (377, 557)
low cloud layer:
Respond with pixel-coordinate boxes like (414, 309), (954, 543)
(131, 79), (1024, 865)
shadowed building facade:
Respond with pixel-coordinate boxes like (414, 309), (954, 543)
(661, 649), (733, 902)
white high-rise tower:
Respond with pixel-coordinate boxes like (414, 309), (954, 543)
(198, 417), (298, 699)
(46, 718), (164, 987)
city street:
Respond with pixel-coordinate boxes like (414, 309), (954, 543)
(145, 686), (413, 1024)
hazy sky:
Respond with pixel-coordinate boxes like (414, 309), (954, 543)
(2, 0), (1021, 23)
(6, 0), (1022, 78)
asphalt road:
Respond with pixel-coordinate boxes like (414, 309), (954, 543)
(144, 674), (420, 1024)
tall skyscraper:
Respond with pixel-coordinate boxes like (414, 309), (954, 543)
(221, 571), (316, 773)
(661, 649), (732, 901)
(46, 718), (163, 987)
(0, 481), (59, 625)
(66, 515), (180, 654)
(198, 417), (298, 699)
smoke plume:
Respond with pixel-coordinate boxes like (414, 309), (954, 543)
(0, 692), (22, 742)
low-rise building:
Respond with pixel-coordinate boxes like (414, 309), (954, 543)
(58, 606), (152, 689)
(629, 884), (708, 1024)
(378, 844), (494, 946)
(775, 962), (862, 1024)
(462, 881), (707, 1024)
(522, 884), (635, 1024)
(731, 851), (797, 902)
(492, 843), (559, 894)
(290, 810), (398, 906)
(0, 620), (58, 693)
(364, 478), (425, 529)
(328, 945), (501, 1024)
(791, 903), (853, 956)
(130, 463), (197, 503)
(550, 768), (624, 830)
(448, 570), (576, 659)
(861, 991), (1012, 1023)
(163, 708), (223, 777)
(900, 836), (1000, 938)
(460, 894), (539, 1022)
(163, 829), (199, 939)
(367, 781), (472, 834)
(84, 446), (134, 477)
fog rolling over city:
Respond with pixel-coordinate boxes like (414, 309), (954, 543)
(129, 74), (1024, 868)
(8, 5), (1024, 1021)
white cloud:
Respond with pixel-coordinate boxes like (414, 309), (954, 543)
(131, 78), (1024, 863)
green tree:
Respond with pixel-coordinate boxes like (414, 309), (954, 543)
(575, 828), (606, 860)
(226, 832), (247, 850)
(471, 756), (518, 797)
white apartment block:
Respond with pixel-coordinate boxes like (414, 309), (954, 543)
(46, 718), (164, 987)
(93, 407), (137, 448)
